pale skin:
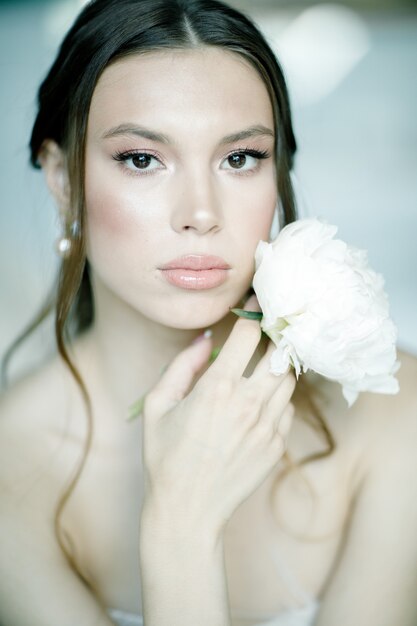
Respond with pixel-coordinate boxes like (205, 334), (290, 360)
(0, 46), (417, 626)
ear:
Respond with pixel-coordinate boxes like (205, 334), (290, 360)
(38, 140), (71, 215)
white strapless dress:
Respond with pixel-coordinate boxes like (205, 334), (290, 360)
(107, 509), (321, 626)
(108, 600), (319, 626)
(107, 543), (320, 626)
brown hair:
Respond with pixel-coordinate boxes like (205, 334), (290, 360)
(2, 0), (334, 588)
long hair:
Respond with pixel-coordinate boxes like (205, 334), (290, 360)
(2, 0), (334, 587)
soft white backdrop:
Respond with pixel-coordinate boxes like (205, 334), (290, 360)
(1, 0), (416, 384)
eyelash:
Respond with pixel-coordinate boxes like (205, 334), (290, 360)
(112, 147), (271, 177)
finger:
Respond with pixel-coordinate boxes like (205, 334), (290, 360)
(208, 294), (263, 381)
(262, 371), (297, 426)
(274, 402), (295, 439)
(250, 340), (289, 398)
(145, 333), (213, 418)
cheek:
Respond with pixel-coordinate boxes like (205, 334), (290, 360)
(245, 203), (275, 238)
(233, 176), (277, 246)
(84, 179), (156, 305)
(85, 164), (136, 239)
(229, 202), (276, 288)
(83, 157), (156, 265)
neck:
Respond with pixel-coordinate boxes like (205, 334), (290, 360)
(71, 273), (247, 435)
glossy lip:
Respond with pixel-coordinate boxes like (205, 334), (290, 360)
(159, 254), (231, 271)
(161, 268), (229, 290)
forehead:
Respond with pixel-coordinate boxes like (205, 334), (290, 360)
(88, 47), (274, 140)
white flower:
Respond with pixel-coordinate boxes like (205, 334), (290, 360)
(252, 218), (400, 406)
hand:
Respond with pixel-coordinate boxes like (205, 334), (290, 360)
(141, 295), (296, 534)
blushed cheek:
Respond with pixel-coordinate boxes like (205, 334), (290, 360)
(84, 153), (166, 238)
(83, 163), (146, 261)
(85, 185), (134, 237)
(244, 187), (277, 244)
(84, 193), (151, 289)
(255, 203), (276, 240)
(241, 166), (277, 240)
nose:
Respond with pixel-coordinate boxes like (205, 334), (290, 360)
(170, 171), (224, 235)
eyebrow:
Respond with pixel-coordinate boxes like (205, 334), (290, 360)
(101, 123), (274, 145)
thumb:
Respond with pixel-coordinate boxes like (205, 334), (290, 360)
(145, 330), (213, 418)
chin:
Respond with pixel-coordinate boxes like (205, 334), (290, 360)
(150, 288), (250, 329)
(160, 304), (233, 330)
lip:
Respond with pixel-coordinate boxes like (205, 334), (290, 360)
(160, 254), (231, 271)
(161, 268), (229, 290)
(159, 255), (231, 290)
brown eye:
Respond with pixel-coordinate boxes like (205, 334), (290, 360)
(113, 150), (163, 175)
(228, 153), (247, 169)
(131, 154), (152, 169)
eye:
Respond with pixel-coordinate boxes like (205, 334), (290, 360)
(113, 151), (163, 174)
(221, 149), (271, 173)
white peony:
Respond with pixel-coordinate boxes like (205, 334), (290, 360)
(252, 218), (400, 406)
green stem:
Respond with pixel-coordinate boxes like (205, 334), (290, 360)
(209, 346), (222, 362)
(230, 308), (263, 321)
(126, 395), (145, 421)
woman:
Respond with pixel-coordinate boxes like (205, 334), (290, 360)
(1, 0), (416, 625)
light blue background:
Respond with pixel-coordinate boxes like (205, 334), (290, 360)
(1, 1), (416, 382)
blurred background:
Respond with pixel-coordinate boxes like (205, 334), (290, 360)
(1, 0), (416, 384)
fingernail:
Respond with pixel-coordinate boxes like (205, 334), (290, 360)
(192, 329), (212, 344)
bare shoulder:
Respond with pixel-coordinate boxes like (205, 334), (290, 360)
(0, 353), (79, 510)
(360, 348), (417, 465)
(0, 359), (115, 625)
(306, 351), (417, 625)
(347, 347), (417, 441)
(308, 348), (417, 476)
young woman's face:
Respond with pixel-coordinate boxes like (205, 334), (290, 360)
(85, 47), (277, 329)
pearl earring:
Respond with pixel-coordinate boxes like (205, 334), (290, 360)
(55, 236), (72, 257)
(55, 219), (80, 259)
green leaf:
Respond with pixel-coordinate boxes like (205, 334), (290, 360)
(230, 308), (263, 321)
(126, 395), (145, 421)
